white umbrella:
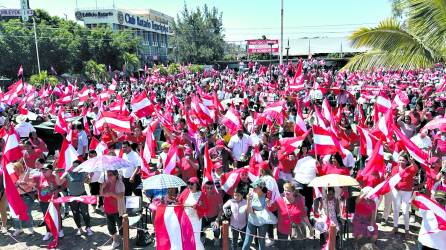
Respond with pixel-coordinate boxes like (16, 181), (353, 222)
(72, 155), (133, 173)
(308, 174), (359, 187)
(142, 174), (186, 190)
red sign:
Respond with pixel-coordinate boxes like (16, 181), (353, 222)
(246, 39), (279, 54)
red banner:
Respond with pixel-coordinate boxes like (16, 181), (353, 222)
(246, 39), (279, 54)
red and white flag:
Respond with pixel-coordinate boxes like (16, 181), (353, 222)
(131, 91), (154, 118)
(202, 143), (214, 185)
(52, 195), (97, 205)
(392, 90), (410, 108)
(54, 108), (68, 135)
(163, 143), (178, 175)
(422, 117), (446, 132)
(366, 171), (403, 199)
(44, 202), (60, 249)
(1, 126), (29, 221)
(220, 168), (243, 195)
(288, 59), (305, 92)
(313, 125), (344, 157)
(393, 125), (437, 180)
(279, 130), (310, 154)
(220, 105), (242, 135)
(56, 139), (79, 172)
(294, 102), (308, 136)
(95, 111), (132, 133)
(357, 126), (380, 157)
(141, 120), (159, 177)
(376, 93), (391, 113)
(357, 139), (385, 186)
(154, 205), (200, 250)
(191, 96), (213, 124)
(393, 125), (429, 166)
(412, 192), (446, 230)
(377, 109), (394, 139)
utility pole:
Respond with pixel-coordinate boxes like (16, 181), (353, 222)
(32, 17), (41, 74)
(279, 0), (284, 65)
(308, 39), (311, 58)
(285, 38), (290, 65)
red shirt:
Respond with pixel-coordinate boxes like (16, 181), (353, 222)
(391, 164), (418, 191)
(33, 175), (58, 202)
(270, 196), (303, 234)
(203, 191), (223, 218)
(101, 130), (117, 146)
(322, 164), (350, 176)
(278, 152), (297, 174)
(180, 157), (197, 181)
(23, 148), (43, 168)
(119, 133), (145, 145)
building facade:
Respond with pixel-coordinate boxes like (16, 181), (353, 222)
(75, 8), (174, 64)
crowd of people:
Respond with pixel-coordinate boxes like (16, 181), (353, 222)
(0, 59), (445, 250)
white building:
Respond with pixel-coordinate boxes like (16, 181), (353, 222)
(75, 8), (174, 64)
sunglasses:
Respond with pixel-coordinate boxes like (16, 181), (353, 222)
(187, 182), (196, 186)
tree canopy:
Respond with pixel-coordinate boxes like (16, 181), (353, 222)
(0, 9), (140, 78)
(344, 0), (446, 70)
(172, 4), (225, 64)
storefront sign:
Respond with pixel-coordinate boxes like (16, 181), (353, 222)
(124, 13), (169, 33)
(0, 8), (33, 17)
(75, 11), (114, 21)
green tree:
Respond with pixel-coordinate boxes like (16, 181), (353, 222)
(0, 9), (141, 78)
(122, 52), (139, 73)
(172, 4), (225, 64)
(84, 60), (108, 83)
(344, 0), (445, 70)
(29, 71), (58, 87)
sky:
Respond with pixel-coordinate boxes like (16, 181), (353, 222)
(0, 0), (393, 42)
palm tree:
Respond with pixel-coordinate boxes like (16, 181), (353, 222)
(122, 52), (139, 73)
(344, 0), (446, 71)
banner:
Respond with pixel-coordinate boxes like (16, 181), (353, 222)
(246, 39), (279, 54)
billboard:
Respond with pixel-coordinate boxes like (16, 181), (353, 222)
(246, 39), (279, 54)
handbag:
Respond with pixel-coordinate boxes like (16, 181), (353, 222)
(248, 208), (277, 226)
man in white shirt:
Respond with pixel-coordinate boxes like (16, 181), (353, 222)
(76, 124), (89, 159)
(15, 115), (36, 138)
(249, 126), (264, 147)
(411, 130), (432, 152)
(120, 141), (143, 196)
(228, 129), (252, 168)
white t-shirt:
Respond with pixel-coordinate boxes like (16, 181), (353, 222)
(77, 130), (89, 155)
(294, 156), (317, 184)
(120, 150), (142, 178)
(15, 122), (36, 138)
(411, 134), (432, 151)
(249, 132), (263, 147)
(228, 134), (252, 161)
